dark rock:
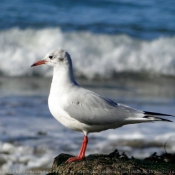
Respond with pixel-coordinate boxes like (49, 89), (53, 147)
(144, 152), (175, 164)
(47, 150), (175, 175)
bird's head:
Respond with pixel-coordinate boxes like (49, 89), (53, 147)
(31, 49), (72, 70)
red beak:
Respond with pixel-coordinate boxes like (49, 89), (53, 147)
(31, 60), (46, 67)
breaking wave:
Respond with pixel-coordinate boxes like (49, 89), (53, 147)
(0, 27), (175, 79)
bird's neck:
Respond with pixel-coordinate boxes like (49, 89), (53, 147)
(51, 66), (79, 93)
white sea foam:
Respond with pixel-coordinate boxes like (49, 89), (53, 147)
(0, 27), (175, 78)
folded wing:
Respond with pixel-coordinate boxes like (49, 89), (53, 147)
(63, 88), (144, 125)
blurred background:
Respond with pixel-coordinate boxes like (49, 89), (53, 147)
(0, 0), (175, 174)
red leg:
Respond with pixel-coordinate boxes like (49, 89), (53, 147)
(66, 135), (88, 163)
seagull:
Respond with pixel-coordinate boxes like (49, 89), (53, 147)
(31, 49), (174, 163)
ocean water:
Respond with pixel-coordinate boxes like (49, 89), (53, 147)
(0, 0), (175, 174)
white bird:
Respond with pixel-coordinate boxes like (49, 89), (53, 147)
(31, 49), (174, 163)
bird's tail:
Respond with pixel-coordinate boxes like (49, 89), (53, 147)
(143, 111), (174, 122)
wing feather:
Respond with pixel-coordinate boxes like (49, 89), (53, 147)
(63, 88), (142, 125)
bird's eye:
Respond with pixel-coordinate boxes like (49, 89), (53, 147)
(59, 58), (64, 61)
(49, 56), (53, 59)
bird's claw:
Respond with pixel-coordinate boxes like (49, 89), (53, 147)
(65, 156), (85, 163)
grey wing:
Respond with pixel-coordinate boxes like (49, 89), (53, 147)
(64, 88), (143, 125)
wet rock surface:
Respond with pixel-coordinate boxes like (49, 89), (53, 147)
(47, 150), (175, 175)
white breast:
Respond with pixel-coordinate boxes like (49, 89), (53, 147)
(48, 93), (86, 132)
